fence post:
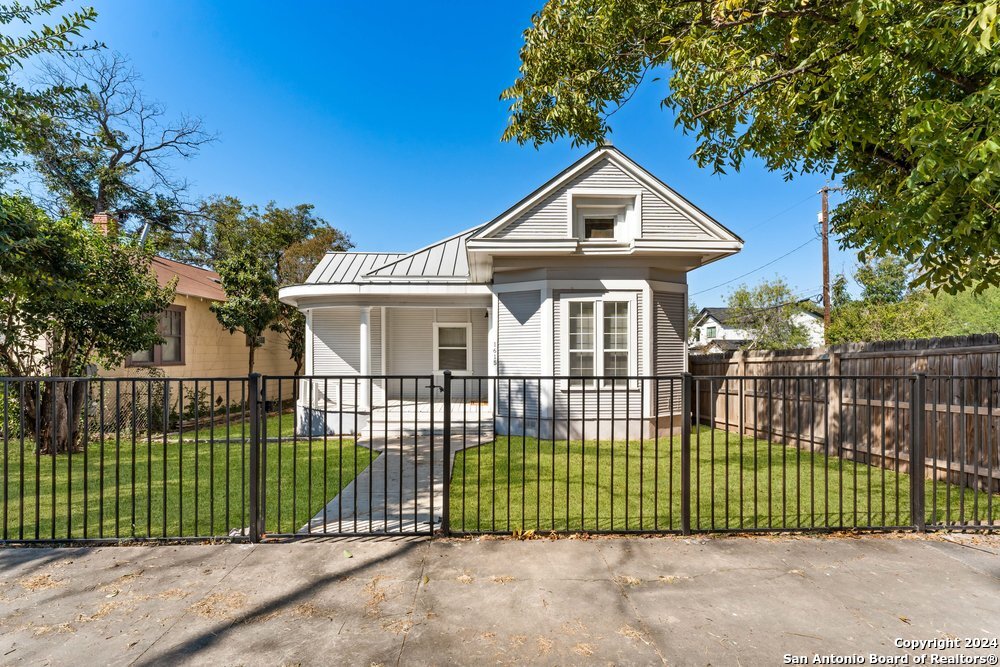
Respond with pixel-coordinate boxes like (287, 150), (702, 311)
(441, 370), (452, 536)
(248, 372), (261, 542)
(909, 372), (926, 532)
(681, 373), (692, 535)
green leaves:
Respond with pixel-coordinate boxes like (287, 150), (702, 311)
(503, 0), (1000, 294)
(725, 278), (813, 350)
(0, 196), (173, 376)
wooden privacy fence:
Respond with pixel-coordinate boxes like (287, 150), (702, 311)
(690, 335), (1000, 495)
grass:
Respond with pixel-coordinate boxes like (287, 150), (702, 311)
(448, 427), (1000, 532)
(0, 412), (375, 540)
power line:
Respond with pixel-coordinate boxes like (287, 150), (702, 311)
(742, 192), (820, 234)
(691, 236), (819, 296)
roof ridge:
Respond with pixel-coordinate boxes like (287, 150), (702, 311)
(363, 224), (484, 277)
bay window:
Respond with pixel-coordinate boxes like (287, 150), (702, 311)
(563, 294), (635, 386)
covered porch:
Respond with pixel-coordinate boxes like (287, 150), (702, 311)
(296, 296), (493, 435)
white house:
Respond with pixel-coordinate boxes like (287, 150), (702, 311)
(689, 306), (825, 353)
(278, 145), (743, 437)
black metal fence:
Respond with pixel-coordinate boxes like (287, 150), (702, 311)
(0, 372), (997, 544)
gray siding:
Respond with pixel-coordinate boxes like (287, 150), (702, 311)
(653, 291), (686, 414)
(497, 290), (541, 420)
(386, 307), (487, 400)
(309, 307), (385, 408)
(641, 192), (710, 240)
(492, 157), (711, 241)
(302, 308), (383, 409)
(551, 289), (646, 421)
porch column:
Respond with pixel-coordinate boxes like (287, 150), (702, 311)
(359, 306), (371, 411)
(487, 296), (497, 409)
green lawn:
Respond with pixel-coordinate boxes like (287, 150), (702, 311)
(448, 428), (1000, 532)
(0, 412), (375, 540)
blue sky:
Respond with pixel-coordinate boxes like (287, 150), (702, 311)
(59, 1), (856, 306)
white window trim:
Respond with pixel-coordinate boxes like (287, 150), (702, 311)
(432, 322), (473, 375)
(559, 291), (638, 389)
(566, 189), (642, 243)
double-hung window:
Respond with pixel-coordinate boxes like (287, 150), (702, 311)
(564, 294), (635, 386)
(433, 323), (471, 374)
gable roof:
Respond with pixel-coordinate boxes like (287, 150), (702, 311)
(695, 307), (735, 327)
(471, 145), (743, 244)
(152, 257), (225, 301)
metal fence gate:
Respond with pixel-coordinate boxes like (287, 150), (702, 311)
(0, 372), (997, 544)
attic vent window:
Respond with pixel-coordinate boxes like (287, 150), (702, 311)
(570, 191), (638, 242)
(584, 217), (616, 239)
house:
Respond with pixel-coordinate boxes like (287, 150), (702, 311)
(689, 305), (825, 353)
(278, 145), (743, 437)
(101, 256), (296, 406)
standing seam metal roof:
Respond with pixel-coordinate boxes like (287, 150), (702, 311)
(304, 226), (483, 285)
(305, 252), (407, 284)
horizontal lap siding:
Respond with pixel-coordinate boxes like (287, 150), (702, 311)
(308, 308), (383, 408)
(494, 160), (637, 239)
(497, 291), (541, 418)
(492, 157), (716, 242)
(310, 308), (360, 408)
(642, 194), (711, 240)
(653, 291), (686, 415)
(387, 308), (487, 401)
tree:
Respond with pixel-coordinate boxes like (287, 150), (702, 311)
(210, 247), (280, 374)
(198, 199), (352, 374)
(8, 52), (213, 232)
(831, 273), (852, 309)
(0, 1), (96, 74)
(687, 300), (701, 341)
(726, 278), (811, 350)
(855, 256), (911, 304)
(0, 0), (98, 174)
(502, 1), (1000, 294)
(0, 196), (174, 452)
(827, 293), (942, 344)
(273, 227), (352, 377)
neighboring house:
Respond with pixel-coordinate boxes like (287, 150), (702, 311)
(101, 257), (296, 405)
(689, 306), (825, 353)
(278, 145), (743, 436)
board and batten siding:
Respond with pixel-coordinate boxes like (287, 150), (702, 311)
(653, 291), (686, 415)
(492, 158), (709, 241)
(309, 307), (384, 408)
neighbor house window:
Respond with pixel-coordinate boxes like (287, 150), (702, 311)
(706, 326), (717, 339)
(564, 295), (634, 386)
(129, 305), (184, 366)
(433, 323), (471, 373)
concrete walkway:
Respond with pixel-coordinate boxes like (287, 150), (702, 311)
(0, 534), (997, 665)
(303, 402), (492, 535)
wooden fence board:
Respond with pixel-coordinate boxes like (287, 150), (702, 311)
(690, 335), (1000, 493)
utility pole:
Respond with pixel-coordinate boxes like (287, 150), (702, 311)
(818, 185), (842, 343)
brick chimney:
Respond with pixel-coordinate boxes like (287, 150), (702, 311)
(92, 211), (117, 236)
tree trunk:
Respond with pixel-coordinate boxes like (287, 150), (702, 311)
(31, 380), (86, 454)
(248, 343), (256, 374)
